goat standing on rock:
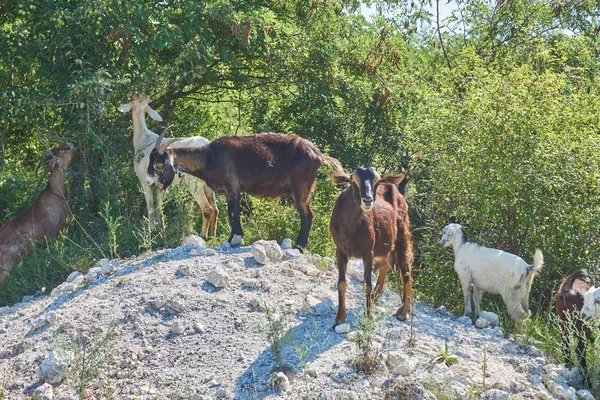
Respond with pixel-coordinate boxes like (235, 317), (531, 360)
(439, 223), (543, 327)
(329, 167), (413, 327)
(118, 95), (218, 237)
(555, 270), (600, 378)
(147, 131), (344, 249)
(0, 143), (74, 284)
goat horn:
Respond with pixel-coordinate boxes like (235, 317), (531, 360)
(159, 138), (180, 154)
(154, 125), (173, 152)
(35, 152), (53, 176)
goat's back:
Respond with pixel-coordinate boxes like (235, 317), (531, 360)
(454, 244), (531, 293)
(205, 134), (325, 196)
(330, 184), (407, 259)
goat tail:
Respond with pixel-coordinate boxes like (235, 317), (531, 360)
(532, 248), (543, 275)
(321, 155), (345, 176)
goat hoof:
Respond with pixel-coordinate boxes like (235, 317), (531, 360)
(229, 234), (243, 247)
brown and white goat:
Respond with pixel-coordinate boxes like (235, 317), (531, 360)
(118, 94), (218, 237)
(329, 167), (413, 327)
(556, 270), (598, 377)
(147, 132), (344, 249)
(0, 143), (74, 283)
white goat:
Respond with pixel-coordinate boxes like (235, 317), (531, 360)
(439, 223), (543, 326)
(118, 94), (218, 237)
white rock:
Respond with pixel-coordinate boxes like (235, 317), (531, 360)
(190, 248), (217, 257)
(255, 240), (283, 260)
(96, 258), (116, 275)
(475, 317), (490, 329)
(387, 351), (415, 376)
(548, 381), (577, 399)
(240, 278), (261, 290)
(251, 243), (269, 265)
(457, 316), (472, 326)
(210, 376), (224, 386)
(301, 295), (333, 315)
(184, 235), (205, 248)
(221, 240), (232, 251)
(178, 264), (192, 277)
(66, 271), (83, 283)
(481, 389), (510, 400)
(171, 320), (185, 335)
(280, 238), (293, 250)
(269, 372), (290, 392)
(46, 311), (58, 325)
(32, 382), (54, 400)
(70, 274), (85, 288)
(346, 267), (363, 282)
(206, 267), (229, 288)
(436, 306), (447, 315)
(283, 249), (301, 260)
(36, 349), (72, 384)
(529, 375), (543, 385)
(335, 323), (350, 334)
(165, 299), (185, 314)
(304, 264), (321, 276)
(215, 388), (228, 398)
(194, 322), (205, 333)
(576, 389), (594, 400)
(480, 311), (500, 327)
(448, 381), (468, 398)
(30, 317), (49, 332)
(86, 267), (102, 283)
(148, 298), (165, 310)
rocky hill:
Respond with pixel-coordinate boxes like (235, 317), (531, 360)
(0, 237), (594, 400)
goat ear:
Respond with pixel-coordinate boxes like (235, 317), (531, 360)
(147, 107), (163, 122)
(118, 103), (132, 113)
(379, 172), (406, 185)
(330, 173), (352, 185)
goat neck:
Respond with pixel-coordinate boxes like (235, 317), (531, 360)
(169, 147), (208, 177)
(47, 161), (67, 196)
(131, 107), (154, 150)
(450, 230), (468, 254)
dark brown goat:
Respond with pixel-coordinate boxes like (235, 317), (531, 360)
(147, 133), (344, 249)
(329, 167), (413, 327)
(0, 143), (74, 283)
(556, 270), (594, 377)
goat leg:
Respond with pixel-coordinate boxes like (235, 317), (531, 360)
(333, 250), (348, 328)
(363, 253), (375, 314)
(226, 194), (244, 247)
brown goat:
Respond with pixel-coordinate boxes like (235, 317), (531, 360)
(556, 270), (594, 377)
(329, 167), (413, 327)
(0, 143), (74, 283)
(147, 133), (344, 249)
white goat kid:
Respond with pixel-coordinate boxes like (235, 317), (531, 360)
(439, 223), (543, 326)
(582, 286), (600, 322)
(118, 94), (218, 237)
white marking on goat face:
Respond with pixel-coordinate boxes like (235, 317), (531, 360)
(352, 167), (380, 212)
(582, 286), (600, 321)
(439, 223), (462, 247)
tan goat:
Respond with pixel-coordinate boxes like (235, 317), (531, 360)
(0, 143), (74, 283)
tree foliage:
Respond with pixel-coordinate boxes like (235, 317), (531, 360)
(0, 0), (599, 337)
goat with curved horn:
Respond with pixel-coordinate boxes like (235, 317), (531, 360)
(118, 94), (219, 238)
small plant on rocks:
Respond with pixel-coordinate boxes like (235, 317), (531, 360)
(64, 320), (120, 398)
(259, 306), (293, 368)
(430, 341), (459, 367)
(351, 308), (385, 374)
